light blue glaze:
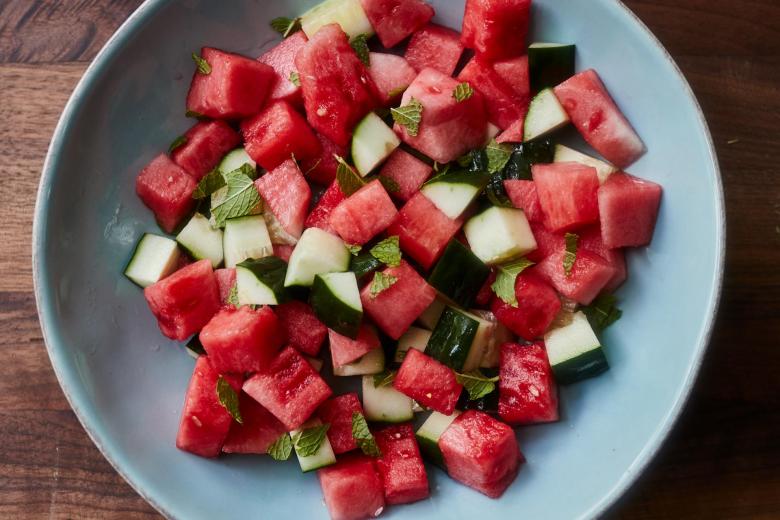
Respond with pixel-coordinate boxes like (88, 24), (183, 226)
(33, 0), (724, 518)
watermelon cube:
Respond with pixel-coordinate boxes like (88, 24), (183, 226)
(374, 423), (429, 505)
(305, 180), (347, 233)
(301, 132), (347, 186)
(144, 259), (220, 340)
(404, 23), (464, 76)
(199, 305), (284, 374)
(493, 55), (530, 100)
(461, 0), (532, 61)
(275, 301), (328, 357)
(329, 325), (382, 368)
(186, 47), (277, 120)
(214, 268), (236, 306)
(554, 69), (645, 168)
(254, 159), (312, 240)
(499, 342), (559, 425)
(171, 121), (241, 180)
(295, 23), (379, 147)
(534, 249), (616, 305)
(243, 346), (333, 430)
(368, 52), (419, 106)
(394, 68), (488, 163)
(176, 356), (243, 458)
(241, 100), (322, 171)
(458, 57), (528, 130)
(526, 221), (565, 263)
(136, 154), (196, 233)
(495, 117), (524, 144)
(504, 179), (544, 223)
(387, 192), (463, 270)
(439, 410), (522, 498)
(532, 162), (601, 232)
(491, 271), (561, 341)
(578, 224), (627, 292)
(317, 393), (364, 454)
(318, 454), (385, 520)
(394, 348), (462, 415)
(378, 149), (433, 202)
(329, 180), (398, 245)
(359, 0), (435, 48)
(360, 260), (436, 339)
(273, 244), (295, 262)
(598, 172), (663, 248)
(258, 31), (309, 106)
(222, 393), (287, 454)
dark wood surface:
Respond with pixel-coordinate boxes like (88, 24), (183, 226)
(1, 0), (778, 518)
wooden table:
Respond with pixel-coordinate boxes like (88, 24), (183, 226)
(1, 1), (778, 518)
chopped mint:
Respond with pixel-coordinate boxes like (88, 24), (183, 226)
(351, 412), (381, 457)
(563, 233), (578, 276)
(268, 434), (292, 461)
(289, 71), (301, 86)
(350, 34), (371, 66)
(185, 109), (207, 120)
(453, 82), (474, 102)
(391, 98), (423, 137)
(491, 258), (535, 306)
(292, 423), (330, 457)
(373, 370), (396, 388)
(369, 271), (398, 298)
(270, 16), (301, 38)
(192, 168), (226, 200)
(581, 293), (622, 332)
(369, 236), (401, 267)
(456, 370), (499, 401)
(387, 86), (406, 99)
(211, 166), (262, 227)
(335, 155), (366, 196)
(191, 53), (211, 75)
(168, 135), (188, 154)
(485, 139), (513, 174)
(226, 284), (239, 306)
(216, 376), (242, 424)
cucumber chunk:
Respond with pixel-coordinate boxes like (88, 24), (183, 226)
(311, 272), (363, 337)
(223, 215), (272, 268)
(416, 410), (461, 466)
(394, 326), (432, 363)
(350, 250), (383, 280)
(524, 88), (570, 142)
(362, 375), (414, 423)
(332, 347), (385, 376)
(426, 307), (487, 372)
(544, 311), (609, 384)
(236, 257), (289, 306)
(176, 213), (224, 268)
(124, 234), (180, 288)
(301, 0), (374, 39)
(470, 309), (513, 369)
(421, 170), (490, 219)
(464, 206), (537, 265)
(291, 419), (337, 472)
(427, 240), (490, 308)
(553, 144), (617, 184)
(352, 112), (401, 176)
(218, 147), (256, 174)
(528, 43), (576, 92)
(284, 228), (350, 287)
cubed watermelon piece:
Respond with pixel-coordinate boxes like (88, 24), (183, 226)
(394, 348), (462, 415)
(176, 357), (243, 457)
(598, 172), (662, 248)
(214, 268), (236, 306)
(329, 325), (382, 368)
(305, 180), (347, 233)
(144, 259), (220, 340)
(493, 55), (530, 99)
(504, 179), (544, 223)
(491, 271), (561, 341)
(499, 342), (558, 425)
(275, 301), (328, 357)
(578, 225), (627, 292)
(136, 154), (196, 233)
(534, 249), (616, 305)
(368, 52), (419, 106)
(394, 68), (488, 163)
(295, 24), (379, 147)
(359, 0), (435, 48)
(526, 221), (565, 263)
(329, 180), (398, 245)
(458, 57), (528, 130)
(378, 149), (433, 202)
(186, 47), (277, 120)
(439, 410), (522, 498)
(461, 0), (531, 61)
(554, 70), (645, 168)
(318, 454), (385, 520)
(360, 261), (436, 339)
(301, 132), (347, 186)
(255, 159), (312, 240)
(222, 393), (287, 454)
(258, 31), (309, 105)
(243, 346), (332, 430)
(495, 117), (524, 144)
(374, 423), (429, 504)
(318, 393), (364, 454)
(273, 244), (295, 262)
(533, 162), (600, 232)
(171, 121), (241, 180)
(404, 24), (464, 76)
(241, 100), (322, 171)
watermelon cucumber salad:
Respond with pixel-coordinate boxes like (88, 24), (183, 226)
(126, 0), (663, 517)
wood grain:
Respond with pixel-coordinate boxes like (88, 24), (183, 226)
(0, 0), (778, 518)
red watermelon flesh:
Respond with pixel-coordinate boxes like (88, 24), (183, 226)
(305, 181), (347, 233)
(136, 154), (196, 234)
(186, 47), (277, 120)
(317, 393), (364, 455)
(360, 0), (435, 48)
(222, 393), (287, 454)
(258, 31), (308, 105)
(458, 57), (528, 130)
(475, 269), (497, 306)
(532, 162), (600, 232)
(273, 244), (294, 262)
(318, 454), (385, 520)
(176, 356), (242, 458)
(395, 68), (488, 163)
(461, 0), (532, 61)
(404, 24), (464, 76)
(368, 52), (418, 106)
(329, 180), (398, 245)
(295, 24), (379, 147)
(394, 348), (462, 415)
(491, 271), (561, 341)
(171, 121), (241, 180)
(598, 172), (662, 248)
(499, 342), (559, 425)
(360, 260), (436, 339)
(526, 221), (565, 263)
(243, 346), (332, 430)
(379, 149), (433, 202)
(534, 249), (616, 305)
(301, 132), (347, 186)
(241, 100), (322, 171)
(255, 159), (312, 240)
(439, 410), (522, 498)
(144, 259), (220, 340)
(214, 268), (236, 306)
(578, 225), (627, 292)
(493, 55), (530, 99)
(275, 301), (328, 357)
(199, 305), (284, 374)
(374, 423), (430, 505)
(554, 69), (645, 168)
(329, 325), (382, 368)
(495, 117), (524, 144)
(504, 179), (544, 223)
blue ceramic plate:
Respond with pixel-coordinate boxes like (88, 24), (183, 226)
(33, 0), (724, 518)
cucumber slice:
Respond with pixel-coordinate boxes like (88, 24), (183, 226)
(469, 310), (513, 369)
(528, 43), (576, 92)
(426, 307), (484, 372)
(553, 144), (617, 184)
(223, 215), (272, 268)
(333, 347), (385, 376)
(285, 228), (350, 287)
(428, 240), (490, 308)
(462, 310), (495, 372)
(291, 419), (337, 472)
(301, 0), (374, 39)
(524, 88), (570, 142)
(464, 206), (537, 265)
(416, 410), (461, 466)
(349, 251), (383, 280)
(394, 326), (432, 363)
(420, 170), (490, 219)
(236, 257), (289, 306)
(311, 272), (363, 337)
(417, 297), (446, 330)
(544, 311), (608, 384)
(362, 376), (414, 423)
(176, 213), (224, 268)
(352, 112), (401, 176)
(124, 234), (181, 288)
(218, 147), (256, 174)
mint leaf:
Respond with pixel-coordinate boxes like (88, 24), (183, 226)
(581, 293), (622, 332)
(192, 169), (226, 199)
(387, 86), (406, 99)
(453, 82), (474, 102)
(270, 16), (301, 38)
(563, 233), (578, 276)
(456, 370), (499, 401)
(168, 135), (188, 154)
(292, 423), (330, 457)
(268, 433), (292, 461)
(346, 244), (362, 256)
(185, 109), (207, 120)
(192, 53), (211, 75)
(211, 167), (262, 227)
(369, 271), (398, 298)
(350, 34), (371, 66)
(491, 258), (535, 306)
(391, 98), (423, 137)
(216, 376), (242, 424)
(227, 284), (239, 306)
(378, 175), (401, 194)
(369, 236), (401, 267)
(289, 71), (301, 86)
(486, 139), (513, 174)
(352, 412), (381, 457)
(335, 155), (366, 196)
(373, 370), (396, 388)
